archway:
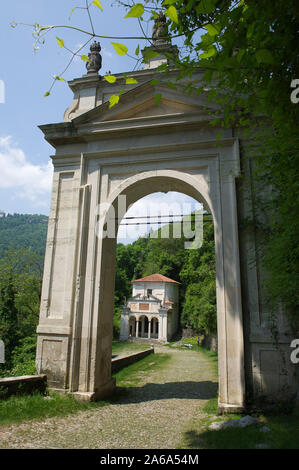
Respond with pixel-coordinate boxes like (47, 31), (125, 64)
(36, 86), (245, 412)
(151, 317), (159, 340)
(116, 189), (204, 345)
(91, 169), (244, 411)
(128, 316), (136, 338)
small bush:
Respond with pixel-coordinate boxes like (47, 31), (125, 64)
(8, 335), (37, 377)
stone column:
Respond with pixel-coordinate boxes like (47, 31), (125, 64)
(148, 318), (151, 339)
(120, 307), (130, 340)
(215, 143), (245, 412)
(158, 308), (168, 342)
(136, 319), (139, 338)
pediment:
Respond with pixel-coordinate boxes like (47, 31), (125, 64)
(73, 81), (220, 126)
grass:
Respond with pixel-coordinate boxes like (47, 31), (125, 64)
(180, 397), (299, 449)
(167, 336), (218, 376)
(0, 391), (108, 427)
(168, 336), (217, 356)
(202, 396), (218, 414)
(0, 347), (170, 427)
(113, 352), (171, 388)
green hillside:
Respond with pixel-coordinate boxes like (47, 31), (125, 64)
(0, 214), (48, 258)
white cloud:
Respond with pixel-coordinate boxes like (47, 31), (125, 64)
(117, 192), (202, 241)
(102, 47), (113, 58)
(0, 136), (53, 206)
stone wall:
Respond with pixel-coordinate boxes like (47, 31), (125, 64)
(201, 334), (218, 353)
(0, 374), (47, 399)
(182, 327), (196, 338)
(236, 137), (299, 403)
(111, 348), (154, 373)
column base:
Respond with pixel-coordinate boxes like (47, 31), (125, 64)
(68, 378), (116, 402)
(218, 401), (246, 414)
(119, 335), (128, 341)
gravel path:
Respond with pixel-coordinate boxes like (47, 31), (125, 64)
(0, 345), (218, 449)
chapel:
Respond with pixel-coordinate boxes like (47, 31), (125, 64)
(119, 273), (180, 343)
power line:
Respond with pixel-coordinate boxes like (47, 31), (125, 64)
(114, 213), (212, 226)
(114, 213), (211, 220)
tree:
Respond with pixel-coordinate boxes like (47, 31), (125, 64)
(180, 219), (216, 333)
(0, 248), (43, 375)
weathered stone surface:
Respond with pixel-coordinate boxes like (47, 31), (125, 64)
(208, 415), (259, 431)
(255, 443), (271, 449)
(0, 374), (47, 399)
(111, 348), (154, 373)
(237, 415), (260, 427)
(260, 426), (271, 433)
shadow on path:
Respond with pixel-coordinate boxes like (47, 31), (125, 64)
(111, 380), (218, 405)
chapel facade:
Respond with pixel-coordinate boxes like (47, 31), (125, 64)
(119, 273), (180, 343)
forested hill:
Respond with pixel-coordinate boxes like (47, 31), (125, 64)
(0, 214), (48, 258)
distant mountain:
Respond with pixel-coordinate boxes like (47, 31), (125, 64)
(0, 214), (48, 258)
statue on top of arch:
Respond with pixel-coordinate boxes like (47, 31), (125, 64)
(152, 13), (170, 47)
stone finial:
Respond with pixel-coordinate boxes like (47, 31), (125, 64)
(86, 41), (102, 74)
(152, 13), (170, 46)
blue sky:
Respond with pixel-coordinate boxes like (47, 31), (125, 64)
(0, 1), (201, 239)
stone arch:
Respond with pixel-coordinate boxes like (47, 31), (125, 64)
(36, 114), (245, 412)
(138, 315), (149, 338)
(128, 315), (137, 337)
(151, 317), (159, 340)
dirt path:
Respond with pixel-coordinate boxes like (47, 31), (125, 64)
(0, 346), (218, 449)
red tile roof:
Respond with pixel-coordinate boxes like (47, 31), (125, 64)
(132, 273), (181, 284)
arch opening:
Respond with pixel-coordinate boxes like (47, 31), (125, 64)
(92, 167), (245, 410)
(104, 178), (219, 398)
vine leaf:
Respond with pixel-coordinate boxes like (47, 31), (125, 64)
(126, 78), (138, 84)
(104, 75), (117, 83)
(56, 37), (64, 48)
(81, 54), (90, 62)
(154, 93), (162, 106)
(109, 95), (120, 108)
(124, 4), (144, 19)
(200, 46), (216, 59)
(69, 7), (76, 18)
(196, 0), (216, 14)
(205, 23), (220, 36)
(111, 42), (128, 56)
(165, 6), (178, 24)
(143, 49), (161, 62)
(93, 0), (103, 11)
